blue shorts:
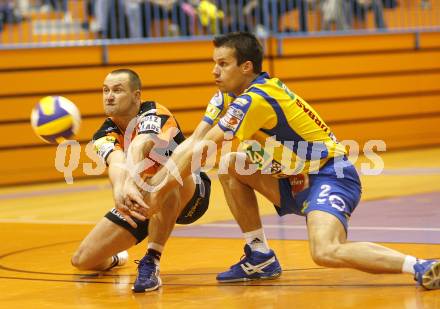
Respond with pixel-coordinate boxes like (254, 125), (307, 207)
(276, 156), (362, 232)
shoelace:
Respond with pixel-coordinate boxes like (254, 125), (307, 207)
(230, 246), (264, 269)
(413, 259), (421, 282)
(134, 256), (157, 279)
(230, 251), (255, 269)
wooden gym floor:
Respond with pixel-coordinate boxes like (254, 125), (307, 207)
(0, 147), (439, 308)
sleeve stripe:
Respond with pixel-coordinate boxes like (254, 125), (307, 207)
(203, 116), (214, 125)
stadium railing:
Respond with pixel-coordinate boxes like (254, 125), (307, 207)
(0, 0), (439, 48)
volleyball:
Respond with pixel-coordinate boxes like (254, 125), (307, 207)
(31, 96), (81, 144)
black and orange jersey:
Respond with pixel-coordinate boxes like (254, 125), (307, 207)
(92, 101), (185, 176)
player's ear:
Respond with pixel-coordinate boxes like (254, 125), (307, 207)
(134, 89), (141, 102)
(241, 60), (254, 74)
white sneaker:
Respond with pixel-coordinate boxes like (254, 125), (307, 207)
(116, 250), (129, 266)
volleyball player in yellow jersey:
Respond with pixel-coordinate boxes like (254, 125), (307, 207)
(126, 33), (439, 289)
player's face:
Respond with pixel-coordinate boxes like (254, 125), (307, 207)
(212, 46), (250, 95)
(102, 73), (138, 117)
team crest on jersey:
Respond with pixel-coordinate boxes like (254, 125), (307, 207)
(94, 136), (116, 160)
(139, 115), (161, 134)
(329, 195), (346, 211)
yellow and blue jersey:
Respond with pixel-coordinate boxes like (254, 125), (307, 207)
(203, 72), (347, 177)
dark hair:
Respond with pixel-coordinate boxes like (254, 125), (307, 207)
(213, 32), (263, 74)
(109, 68), (142, 91)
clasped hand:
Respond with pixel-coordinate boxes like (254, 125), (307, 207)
(114, 177), (162, 228)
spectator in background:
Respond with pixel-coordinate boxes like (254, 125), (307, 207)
(89, 0), (128, 38)
(0, 0), (25, 32)
(89, 0), (113, 35)
(125, 0), (144, 37)
(320, 0), (350, 31)
(243, 0), (309, 35)
(16, 0), (30, 19)
(197, 0), (224, 34)
(420, 0), (430, 9)
(40, 0), (72, 22)
(114, 0), (192, 38)
(348, 0), (386, 29)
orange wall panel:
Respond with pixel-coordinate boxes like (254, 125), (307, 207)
(333, 116), (440, 150)
(2, 114), (439, 186)
(273, 33), (414, 56)
(0, 62), (213, 96)
(1, 32), (440, 185)
(1, 109), (207, 148)
(314, 94), (440, 122)
(287, 72), (440, 101)
(273, 50), (440, 79)
(420, 32), (440, 48)
(108, 41), (213, 63)
(0, 145), (103, 186)
(0, 93), (103, 121)
(0, 46), (102, 70)
(0, 86), (215, 121)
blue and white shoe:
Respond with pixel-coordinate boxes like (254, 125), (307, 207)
(132, 255), (162, 293)
(414, 259), (440, 290)
(216, 245), (282, 282)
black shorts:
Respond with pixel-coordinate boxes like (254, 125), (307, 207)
(104, 172), (211, 243)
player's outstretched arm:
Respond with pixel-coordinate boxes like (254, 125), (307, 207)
(140, 123), (224, 218)
(107, 150), (139, 228)
(122, 134), (156, 219)
(190, 120), (213, 142)
(122, 120), (213, 219)
(146, 120), (214, 191)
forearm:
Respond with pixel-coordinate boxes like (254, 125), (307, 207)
(148, 135), (197, 191)
(150, 124), (221, 191)
(107, 150), (140, 228)
(126, 134), (155, 179)
(107, 151), (128, 190)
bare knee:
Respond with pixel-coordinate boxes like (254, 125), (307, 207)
(155, 188), (181, 221)
(71, 248), (87, 270)
(218, 171), (233, 185)
(218, 153), (243, 184)
(71, 247), (97, 270)
(310, 244), (341, 268)
(219, 154), (236, 180)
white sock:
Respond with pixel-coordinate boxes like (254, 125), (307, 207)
(244, 228), (270, 254)
(148, 242), (164, 253)
(402, 256), (425, 274)
(148, 242), (164, 265)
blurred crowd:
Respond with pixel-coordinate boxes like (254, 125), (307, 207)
(0, 0), (71, 32)
(0, 0), (431, 37)
(81, 0), (398, 38)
